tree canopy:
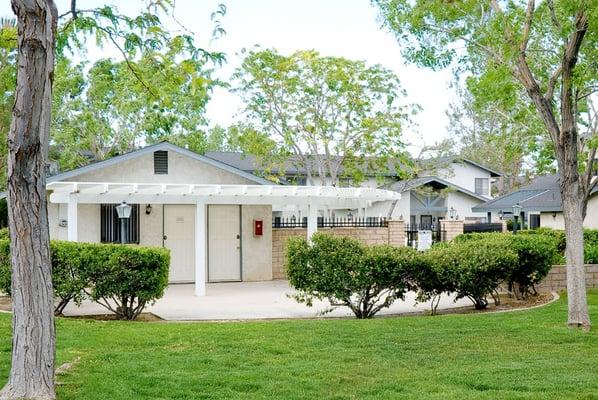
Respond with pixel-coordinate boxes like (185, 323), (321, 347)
(233, 49), (418, 185)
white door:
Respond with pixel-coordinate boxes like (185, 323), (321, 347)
(164, 205), (196, 283)
(208, 205), (241, 282)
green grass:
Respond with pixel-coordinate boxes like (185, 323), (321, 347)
(1, 292), (598, 400)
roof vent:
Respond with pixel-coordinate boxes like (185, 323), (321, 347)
(154, 150), (168, 174)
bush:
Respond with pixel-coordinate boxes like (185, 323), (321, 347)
(449, 239), (518, 309)
(0, 228), (8, 240)
(51, 241), (93, 315)
(454, 232), (558, 299)
(84, 244), (170, 320)
(286, 233), (417, 318)
(0, 240), (170, 320)
(416, 245), (458, 314)
(0, 239), (10, 296)
(585, 245), (598, 264)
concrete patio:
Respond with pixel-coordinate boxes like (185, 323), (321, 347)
(62, 280), (472, 321)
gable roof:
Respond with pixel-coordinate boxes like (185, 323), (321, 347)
(387, 176), (490, 202)
(204, 152), (502, 178)
(472, 174), (567, 213)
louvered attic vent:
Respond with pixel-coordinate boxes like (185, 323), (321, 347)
(154, 150), (168, 174)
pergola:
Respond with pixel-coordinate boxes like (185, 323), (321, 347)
(48, 182), (401, 296)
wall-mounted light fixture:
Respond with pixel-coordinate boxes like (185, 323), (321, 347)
(449, 207), (457, 220)
(145, 204), (152, 215)
(552, 212), (557, 219)
(347, 211), (354, 221)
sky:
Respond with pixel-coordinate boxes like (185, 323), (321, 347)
(0, 0), (456, 153)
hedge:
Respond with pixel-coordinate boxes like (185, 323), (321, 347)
(454, 232), (558, 299)
(287, 233), (418, 318)
(0, 240), (170, 320)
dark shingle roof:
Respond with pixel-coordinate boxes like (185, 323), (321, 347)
(473, 174), (563, 212)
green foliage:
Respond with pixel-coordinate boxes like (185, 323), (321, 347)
(0, 239), (9, 296)
(0, 240), (169, 319)
(84, 244), (170, 320)
(286, 234), (416, 318)
(415, 245), (457, 314)
(454, 232), (558, 299)
(0, 199), (7, 229)
(585, 245), (598, 264)
(0, 227), (7, 240)
(234, 48), (417, 185)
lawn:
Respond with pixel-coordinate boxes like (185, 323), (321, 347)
(1, 292), (597, 400)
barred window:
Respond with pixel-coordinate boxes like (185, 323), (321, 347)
(100, 204), (140, 244)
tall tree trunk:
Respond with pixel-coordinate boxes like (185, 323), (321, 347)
(0, 1), (57, 399)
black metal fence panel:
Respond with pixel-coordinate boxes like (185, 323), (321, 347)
(272, 216), (388, 228)
(463, 223), (503, 233)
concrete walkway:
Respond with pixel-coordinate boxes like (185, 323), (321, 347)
(62, 280), (472, 321)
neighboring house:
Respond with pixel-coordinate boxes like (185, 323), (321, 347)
(0, 142), (399, 296)
(472, 174), (598, 229)
(205, 152), (501, 225)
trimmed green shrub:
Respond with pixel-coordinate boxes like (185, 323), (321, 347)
(0, 239), (10, 296)
(286, 233), (417, 318)
(0, 240), (170, 319)
(51, 241), (93, 315)
(449, 240), (518, 309)
(84, 244), (170, 320)
(454, 232), (558, 298)
(0, 228), (8, 240)
(585, 245), (598, 264)
(415, 244), (458, 315)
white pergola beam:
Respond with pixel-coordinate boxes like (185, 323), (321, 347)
(67, 196), (77, 242)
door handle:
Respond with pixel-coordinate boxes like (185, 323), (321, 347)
(163, 235), (167, 240)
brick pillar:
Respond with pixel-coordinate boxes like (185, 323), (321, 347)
(388, 219), (406, 247)
(440, 220), (464, 242)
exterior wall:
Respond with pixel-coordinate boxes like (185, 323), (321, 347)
(241, 205), (273, 281)
(447, 191), (487, 222)
(47, 203), (99, 242)
(65, 151), (257, 186)
(440, 220), (465, 242)
(271, 223), (404, 279)
(540, 196), (598, 230)
(436, 162), (492, 199)
(140, 204), (164, 247)
(536, 265), (598, 292)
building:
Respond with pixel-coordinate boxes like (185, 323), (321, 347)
(1, 142), (399, 296)
(472, 174), (598, 229)
(204, 152), (501, 226)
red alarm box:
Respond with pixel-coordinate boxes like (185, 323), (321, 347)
(254, 219), (263, 236)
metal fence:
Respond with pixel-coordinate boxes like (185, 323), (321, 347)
(405, 224), (446, 247)
(463, 223), (504, 233)
(273, 216), (389, 229)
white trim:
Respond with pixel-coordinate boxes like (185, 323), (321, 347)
(67, 196), (77, 242)
(194, 201), (206, 296)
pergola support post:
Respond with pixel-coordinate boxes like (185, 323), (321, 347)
(67, 196), (78, 242)
(307, 202), (318, 241)
(195, 201), (207, 296)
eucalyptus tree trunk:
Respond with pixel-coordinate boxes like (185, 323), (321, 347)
(0, 1), (58, 399)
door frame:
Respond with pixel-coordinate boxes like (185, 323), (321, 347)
(206, 204), (243, 282)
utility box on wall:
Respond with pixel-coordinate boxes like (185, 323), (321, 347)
(254, 219), (263, 236)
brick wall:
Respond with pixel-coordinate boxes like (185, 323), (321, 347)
(536, 265), (598, 292)
(272, 223), (405, 279)
(440, 220), (464, 242)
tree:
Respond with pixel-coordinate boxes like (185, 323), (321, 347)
(374, 0), (597, 329)
(444, 85), (546, 194)
(0, 1), (58, 399)
(234, 49), (417, 185)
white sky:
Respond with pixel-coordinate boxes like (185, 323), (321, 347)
(1, 0), (455, 153)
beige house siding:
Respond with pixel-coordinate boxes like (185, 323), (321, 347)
(64, 151), (257, 186)
(540, 195), (598, 229)
(241, 205), (273, 281)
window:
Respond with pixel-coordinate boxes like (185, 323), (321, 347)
(530, 214), (541, 229)
(100, 204), (140, 244)
(154, 150), (168, 174)
(475, 178), (489, 195)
